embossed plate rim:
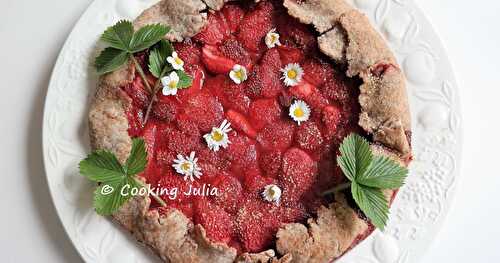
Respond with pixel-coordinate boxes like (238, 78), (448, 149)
(42, 0), (463, 262)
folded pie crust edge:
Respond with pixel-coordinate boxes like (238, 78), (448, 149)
(88, 0), (413, 262)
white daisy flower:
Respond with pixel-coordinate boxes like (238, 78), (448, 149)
(229, 64), (248, 84)
(281, 63), (304, 86)
(262, 184), (282, 204)
(289, 100), (311, 125)
(172, 152), (202, 182)
(161, 71), (180, 96)
(203, 120), (232, 152)
(265, 28), (281, 48)
(166, 51), (184, 70)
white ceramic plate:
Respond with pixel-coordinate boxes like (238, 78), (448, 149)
(42, 0), (462, 262)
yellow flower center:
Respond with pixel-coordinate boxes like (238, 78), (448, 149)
(169, 81), (178, 89)
(268, 188), (276, 196)
(271, 35), (277, 43)
(234, 70), (243, 80)
(211, 130), (224, 142)
(175, 57), (183, 65)
(294, 107), (304, 118)
(287, 69), (297, 79)
(181, 162), (191, 171)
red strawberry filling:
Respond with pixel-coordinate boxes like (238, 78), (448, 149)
(120, 0), (366, 254)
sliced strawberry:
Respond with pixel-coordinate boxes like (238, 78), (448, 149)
(158, 172), (196, 203)
(224, 84), (251, 115)
(261, 48), (282, 69)
(201, 45), (236, 74)
(288, 80), (329, 110)
(194, 199), (234, 243)
(256, 120), (295, 151)
(175, 114), (200, 139)
(302, 58), (335, 87)
(184, 91), (224, 132)
(279, 202), (308, 223)
(295, 121), (324, 152)
(222, 4), (245, 33)
(237, 1), (274, 51)
(220, 38), (253, 69)
(211, 175), (243, 214)
(142, 125), (172, 184)
(248, 98), (282, 131)
(166, 129), (199, 156)
(193, 12), (228, 45)
(209, 75), (251, 114)
(152, 96), (178, 122)
(304, 89), (329, 111)
(215, 11), (231, 38)
(244, 65), (262, 99)
(156, 148), (176, 167)
(243, 168), (264, 191)
(177, 65), (205, 102)
(126, 107), (144, 137)
(204, 75), (227, 94)
(123, 75), (150, 109)
(277, 46), (304, 65)
(236, 199), (282, 252)
(226, 134), (258, 175)
(320, 74), (357, 106)
(258, 149), (282, 178)
(141, 122), (164, 182)
(199, 161), (230, 179)
(289, 80), (315, 98)
(321, 105), (342, 140)
(260, 66), (285, 98)
(142, 122), (158, 160)
(279, 148), (317, 202)
(260, 48), (285, 98)
(276, 15), (316, 52)
(226, 110), (257, 138)
(173, 41), (202, 66)
(153, 122), (177, 147)
(243, 171), (277, 199)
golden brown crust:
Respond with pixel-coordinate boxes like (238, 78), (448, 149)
(134, 0), (208, 41)
(317, 26), (347, 63)
(89, 81), (239, 261)
(90, 0), (239, 261)
(274, 1), (412, 262)
(337, 10), (397, 77)
(359, 67), (411, 155)
(318, 12), (410, 156)
(113, 192), (237, 262)
(89, 63), (135, 164)
(235, 250), (295, 263)
(276, 194), (369, 263)
(203, 0), (231, 10)
(88, 0), (412, 262)
(283, 0), (352, 33)
(315, 9), (411, 156)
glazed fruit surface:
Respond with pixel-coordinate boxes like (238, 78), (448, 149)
(122, 0), (363, 253)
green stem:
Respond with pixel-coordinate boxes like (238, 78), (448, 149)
(321, 182), (351, 196)
(130, 54), (153, 93)
(142, 66), (171, 125)
(142, 81), (162, 125)
(134, 178), (167, 207)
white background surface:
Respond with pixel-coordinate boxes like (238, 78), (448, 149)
(0, 0), (498, 262)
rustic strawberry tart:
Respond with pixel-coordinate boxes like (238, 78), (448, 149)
(85, 0), (413, 262)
